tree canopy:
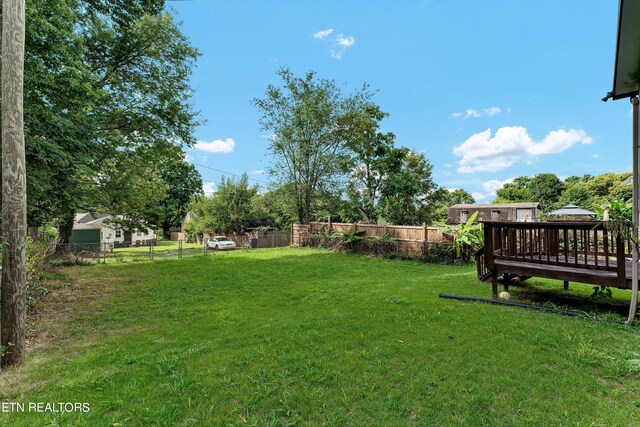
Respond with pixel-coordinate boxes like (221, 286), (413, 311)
(495, 172), (632, 211)
(13, 0), (201, 242)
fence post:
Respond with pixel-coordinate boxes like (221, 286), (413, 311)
(423, 223), (428, 256)
(179, 240), (183, 258)
(103, 242), (107, 264)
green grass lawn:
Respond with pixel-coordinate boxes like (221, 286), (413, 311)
(1, 248), (640, 425)
(110, 240), (205, 262)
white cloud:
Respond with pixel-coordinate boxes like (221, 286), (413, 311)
(465, 108), (481, 118)
(336, 34), (355, 46)
(484, 107), (501, 116)
(314, 28), (355, 60)
(193, 138), (235, 154)
(202, 181), (216, 196)
(469, 178), (515, 202)
(482, 177), (515, 193)
(451, 106), (502, 119)
(185, 153), (194, 164)
(527, 129), (593, 156)
(313, 28), (334, 39)
(453, 126), (592, 173)
(251, 169), (266, 175)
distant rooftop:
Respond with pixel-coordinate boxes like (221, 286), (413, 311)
(450, 202), (540, 209)
(548, 205), (597, 216)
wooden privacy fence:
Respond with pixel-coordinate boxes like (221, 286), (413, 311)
(293, 222), (446, 256)
(223, 230), (291, 249)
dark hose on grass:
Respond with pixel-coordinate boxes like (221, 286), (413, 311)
(439, 294), (587, 318)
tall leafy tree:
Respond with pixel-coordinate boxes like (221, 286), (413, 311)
(155, 155), (203, 238)
(186, 174), (268, 235)
(495, 176), (531, 203)
(253, 68), (370, 224)
(14, 0), (200, 243)
(379, 150), (445, 225)
(339, 104), (402, 223)
(528, 173), (564, 211)
(444, 189), (475, 206)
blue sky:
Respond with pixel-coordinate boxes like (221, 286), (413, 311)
(170, 0), (631, 201)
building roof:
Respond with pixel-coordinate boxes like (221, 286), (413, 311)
(548, 205), (597, 216)
(73, 213), (115, 230)
(450, 202), (540, 209)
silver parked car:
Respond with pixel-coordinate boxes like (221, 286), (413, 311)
(206, 236), (236, 250)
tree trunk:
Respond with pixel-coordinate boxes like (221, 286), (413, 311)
(27, 226), (38, 241)
(56, 210), (75, 252)
(1, 0), (27, 368)
(162, 222), (171, 240)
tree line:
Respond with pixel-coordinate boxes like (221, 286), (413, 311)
(185, 69), (447, 236)
(494, 172), (631, 212)
(3, 0), (203, 244)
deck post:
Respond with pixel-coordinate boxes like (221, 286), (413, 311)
(629, 96), (640, 325)
(617, 230), (627, 289)
(503, 273), (510, 292)
(563, 280), (569, 291)
(483, 222), (494, 270)
(491, 273), (498, 299)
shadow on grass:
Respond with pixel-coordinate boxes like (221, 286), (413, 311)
(505, 279), (631, 319)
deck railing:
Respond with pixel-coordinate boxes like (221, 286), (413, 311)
(482, 221), (630, 288)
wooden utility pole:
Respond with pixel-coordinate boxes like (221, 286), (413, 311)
(1, 0), (27, 368)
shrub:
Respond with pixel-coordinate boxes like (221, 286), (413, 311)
(337, 229), (366, 252)
(371, 232), (397, 256)
(26, 239), (52, 312)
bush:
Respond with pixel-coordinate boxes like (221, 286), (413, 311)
(424, 242), (466, 265)
(26, 239), (52, 312)
(371, 233), (397, 256)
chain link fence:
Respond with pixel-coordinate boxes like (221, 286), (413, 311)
(49, 234), (292, 264)
(50, 241), (221, 264)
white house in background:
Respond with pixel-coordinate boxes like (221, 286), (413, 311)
(71, 213), (157, 248)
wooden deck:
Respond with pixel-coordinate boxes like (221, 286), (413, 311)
(478, 221), (637, 298)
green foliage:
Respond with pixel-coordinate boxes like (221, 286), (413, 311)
(253, 68), (371, 224)
(379, 150), (446, 225)
(439, 211), (483, 261)
(339, 104), (398, 223)
(528, 173), (564, 211)
(494, 172), (633, 214)
(185, 174), (271, 235)
(25, 239), (52, 312)
(18, 0), (200, 240)
(254, 70), (444, 227)
(337, 229), (366, 251)
(495, 176), (531, 203)
(154, 154), (203, 238)
(591, 285), (613, 301)
(594, 198), (633, 242)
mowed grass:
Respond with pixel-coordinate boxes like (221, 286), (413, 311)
(1, 248), (640, 425)
(107, 240), (204, 263)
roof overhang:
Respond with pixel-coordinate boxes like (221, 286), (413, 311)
(610, 0), (640, 100)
